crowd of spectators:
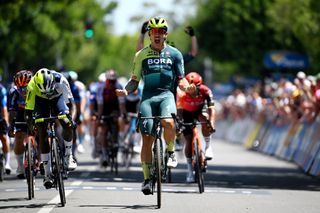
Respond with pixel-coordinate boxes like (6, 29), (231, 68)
(217, 71), (320, 126)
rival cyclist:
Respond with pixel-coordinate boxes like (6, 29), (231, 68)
(0, 76), (12, 175)
(176, 71), (216, 183)
(116, 17), (197, 195)
(24, 68), (77, 189)
(8, 70), (33, 179)
(96, 69), (126, 166)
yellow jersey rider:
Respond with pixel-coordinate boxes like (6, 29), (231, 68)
(25, 68), (77, 189)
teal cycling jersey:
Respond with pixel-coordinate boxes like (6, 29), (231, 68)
(132, 44), (185, 96)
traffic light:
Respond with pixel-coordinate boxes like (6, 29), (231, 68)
(84, 18), (94, 39)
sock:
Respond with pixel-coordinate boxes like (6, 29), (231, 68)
(79, 134), (84, 145)
(186, 158), (193, 176)
(4, 152), (10, 167)
(15, 154), (24, 169)
(41, 153), (51, 176)
(64, 140), (72, 156)
(166, 141), (175, 153)
(204, 136), (211, 150)
(142, 162), (151, 180)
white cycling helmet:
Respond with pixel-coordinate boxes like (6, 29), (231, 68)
(34, 68), (55, 94)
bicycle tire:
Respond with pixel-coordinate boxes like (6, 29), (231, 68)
(52, 138), (66, 206)
(155, 138), (162, 209)
(194, 139), (204, 193)
(26, 138), (34, 200)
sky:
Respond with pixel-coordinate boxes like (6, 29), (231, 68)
(102, 0), (196, 35)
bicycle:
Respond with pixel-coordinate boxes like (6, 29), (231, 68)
(99, 115), (119, 175)
(15, 121), (39, 200)
(121, 112), (140, 169)
(138, 113), (176, 209)
(35, 114), (68, 207)
(176, 119), (208, 193)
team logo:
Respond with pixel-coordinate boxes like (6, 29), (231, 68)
(147, 58), (173, 65)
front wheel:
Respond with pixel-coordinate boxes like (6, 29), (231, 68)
(52, 138), (66, 206)
(155, 139), (162, 209)
(194, 139), (204, 193)
(26, 137), (35, 199)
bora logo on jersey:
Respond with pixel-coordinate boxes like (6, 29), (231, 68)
(147, 58), (173, 65)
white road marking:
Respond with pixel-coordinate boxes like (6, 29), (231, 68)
(37, 174), (89, 213)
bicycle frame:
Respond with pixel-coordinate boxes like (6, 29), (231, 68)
(138, 114), (175, 209)
(35, 115), (67, 206)
(191, 127), (205, 170)
(99, 115), (119, 174)
(176, 119), (206, 193)
(191, 126), (205, 193)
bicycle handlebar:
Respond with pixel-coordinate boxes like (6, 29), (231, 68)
(138, 113), (176, 120)
(15, 121), (27, 125)
(35, 114), (68, 124)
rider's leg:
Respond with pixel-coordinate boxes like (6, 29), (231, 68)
(183, 132), (194, 182)
(37, 122), (53, 188)
(162, 119), (178, 168)
(0, 134), (12, 174)
(141, 134), (154, 180)
(100, 126), (108, 166)
(14, 131), (25, 178)
(61, 123), (77, 171)
(140, 134), (154, 195)
(199, 113), (213, 159)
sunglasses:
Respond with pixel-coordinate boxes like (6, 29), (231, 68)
(150, 28), (167, 35)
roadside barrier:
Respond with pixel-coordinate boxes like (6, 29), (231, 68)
(215, 116), (320, 177)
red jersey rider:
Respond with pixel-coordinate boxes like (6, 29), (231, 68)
(176, 72), (216, 183)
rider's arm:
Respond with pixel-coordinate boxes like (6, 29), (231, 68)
(117, 51), (142, 96)
(7, 88), (17, 125)
(187, 27), (198, 57)
(96, 84), (104, 118)
(204, 86), (216, 129)
(178, 78), (197, 94)
(24, 109), (34, 131)
(136, 21), (148, 52)
(125, 76), (139, 94)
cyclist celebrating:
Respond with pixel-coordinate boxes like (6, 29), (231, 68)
(136, 21), (198, 64)
(117, 17), (196, 195)
(176, 71), (216, 183)
(96, 69), (126, 167)
(24, 68), (77, 189)
(8, 70), (33, 179)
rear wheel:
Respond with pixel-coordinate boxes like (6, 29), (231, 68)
(52, 138), (66, 206)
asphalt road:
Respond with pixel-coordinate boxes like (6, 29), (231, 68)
(1, 138), (320, 213)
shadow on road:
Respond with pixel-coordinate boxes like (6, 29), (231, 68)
(0, 202), (57, 209)
(79, 204), (157, 210)
(70, 160), (320, 191)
